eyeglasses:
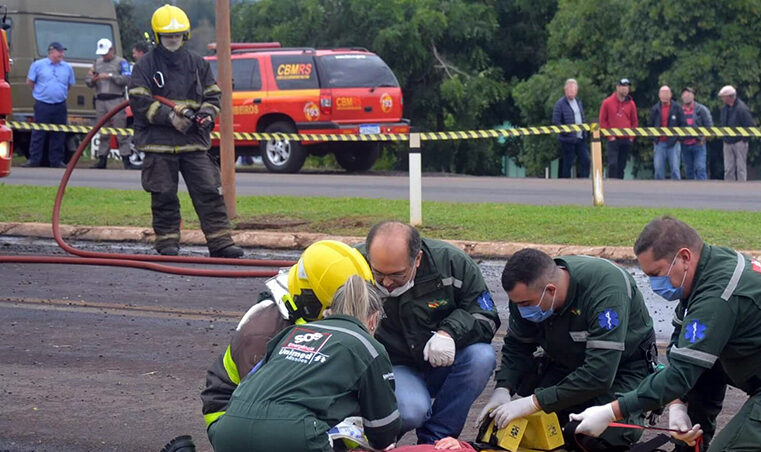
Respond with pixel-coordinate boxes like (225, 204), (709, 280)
(371, 266), (412, 284)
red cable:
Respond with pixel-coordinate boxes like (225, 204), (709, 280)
(2, 97), (297, 277)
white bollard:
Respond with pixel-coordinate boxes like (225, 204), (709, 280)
(409, 133), (422, 226)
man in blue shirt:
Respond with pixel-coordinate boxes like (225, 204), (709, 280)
(23, 42), (75, 168)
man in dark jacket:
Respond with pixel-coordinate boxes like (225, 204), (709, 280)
(128, 5), (242, 258)
(718, 85), (755, 181)
(552, 79), (589, 178)
(680, 87), (713, 180)
(357, 221), (500, 444)
(649, 85), (686, 180)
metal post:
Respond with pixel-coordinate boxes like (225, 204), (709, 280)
(409, 133), (422, 226)
(215, 0), (236, 217)
(590, 124), (605, 206)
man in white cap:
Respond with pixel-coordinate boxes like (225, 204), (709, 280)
(85, 38), (133, 169)
(718, 85), (754, 181)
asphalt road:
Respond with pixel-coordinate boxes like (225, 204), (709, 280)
(3, 166), (759, 210)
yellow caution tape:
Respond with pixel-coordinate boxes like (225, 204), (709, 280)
(7, 120), (761, 141)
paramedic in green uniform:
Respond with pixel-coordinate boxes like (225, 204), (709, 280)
(477, 248), (656, 451)
(208, 275), (400, 452)
(571, 215), (761, 451)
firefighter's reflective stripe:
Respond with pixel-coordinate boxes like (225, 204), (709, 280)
(223, 345), (241, 385)
(669, 346), (719, 368)
(204, 410), (225, 427)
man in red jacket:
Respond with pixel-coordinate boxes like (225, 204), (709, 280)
(599, 78), (638, 179)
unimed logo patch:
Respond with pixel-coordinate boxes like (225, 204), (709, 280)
(279, 327), (332, 364)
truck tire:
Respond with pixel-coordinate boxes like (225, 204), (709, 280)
(335, 143), (380, 172)
(260, 121), (307, 173)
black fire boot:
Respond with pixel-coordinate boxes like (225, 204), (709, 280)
(210, 245), (244, 258)
(91, 155), (108, 169)
(160, 435), (196, 452)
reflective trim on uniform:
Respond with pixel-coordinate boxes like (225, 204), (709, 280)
(128, 86), (152, 97)
(146, 101), (162, 123)
(309, 324), (378, 358)
(578, 255), (632, 299)
(507, 328), (535, 344)
(586, 340), (625, 351)
(222, 345), (241, 385)
(569, 331), (589, 342)
(440, 276), (463, 288)
(721, 252), (746, 301)
(473, 313), (497, 333)
(137, 143), (209, 153)
(363, 409), (400, 428)
(670, 346), (718, 367)
(171, 99), (202, 109)
(206, 229), (231, 240)
(204, 84), (222, 95)
(204, 410), (225, 427)
(155, 232), (181, 241)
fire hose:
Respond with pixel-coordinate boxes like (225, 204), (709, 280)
(1, 96), (296, 277)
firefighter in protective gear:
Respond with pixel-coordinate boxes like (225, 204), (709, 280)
(571, 216), (761, 451)
(209, 275), (399, 452)
(200, 240), (374, 434)
(128, 4), (242, 258)
(480, 249), (655, 451)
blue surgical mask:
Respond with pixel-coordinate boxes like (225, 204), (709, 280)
(649, 254), (687, 301)
(518, 284), (555, 323)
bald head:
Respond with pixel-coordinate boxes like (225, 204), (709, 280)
(365, 221), (423, 291)
(659, 85), (672, 103)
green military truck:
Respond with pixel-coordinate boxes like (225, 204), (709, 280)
(4, 0), (121, 162)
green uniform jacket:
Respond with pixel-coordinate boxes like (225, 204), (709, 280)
(358, 238), (500, 368)
(224, 315), (400, 449)
(619, 245), (761, 417)
(496, 256), (655, 413)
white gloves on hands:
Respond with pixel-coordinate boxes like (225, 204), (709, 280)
(423, 332), (456, 367)
(491, 396), (539, 429)
(475, 387), (511, 427)
(669, 401), (703, 446)
(569, 403), (616, 437)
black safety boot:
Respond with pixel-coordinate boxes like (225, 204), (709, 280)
(156, 245), (180, 256)
(91, 155), (108, 169)
(210, 245), (244, 258)
(160, 435), (196, 452)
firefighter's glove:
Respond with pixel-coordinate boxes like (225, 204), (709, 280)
(423, 332), (455, 367)
(168, 110), (193, 134)
(475, 387), (511, 427)
(569, 403), (616, 437)
(669, 401), (703, 446)
(195, 113), (214, 133)
(491, 395), (539, 429)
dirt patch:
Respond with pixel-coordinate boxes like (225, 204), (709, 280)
(234, 215), (310, 230)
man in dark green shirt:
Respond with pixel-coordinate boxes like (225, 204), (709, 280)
(572, 216), (761, 451)
(477, 248), (655, 451)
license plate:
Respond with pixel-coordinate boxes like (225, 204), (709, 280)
(359, 124), (380, 135)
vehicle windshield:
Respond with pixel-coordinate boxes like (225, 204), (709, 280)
(35, 19), (114, 60)
(317, 54), (398, 89)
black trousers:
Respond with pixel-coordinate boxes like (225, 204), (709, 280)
(605, 139), (632, 179)
(141, 151), (234, 252)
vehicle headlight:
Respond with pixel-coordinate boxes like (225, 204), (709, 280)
(0, 141), (9, 158)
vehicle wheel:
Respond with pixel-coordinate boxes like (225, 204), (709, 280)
(260, 121), (306, 173)
(334, 143), (381, 172)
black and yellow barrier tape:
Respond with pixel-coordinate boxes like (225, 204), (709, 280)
(7, 120), (761, 141)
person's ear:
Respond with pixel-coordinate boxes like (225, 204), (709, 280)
(414, 250), (423, 269)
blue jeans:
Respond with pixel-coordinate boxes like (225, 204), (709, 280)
(393, 343), (496, 444)
(560, 140), (590, 178)
(653, 141), (681, 180)
(681, 143), (707, 180)
(29, 100), (68, 166)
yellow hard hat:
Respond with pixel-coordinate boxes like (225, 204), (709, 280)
(151, 4), (191, 43)
(285, 240), (373, 323)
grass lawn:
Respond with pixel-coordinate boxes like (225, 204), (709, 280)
(2, 184), (760, 250)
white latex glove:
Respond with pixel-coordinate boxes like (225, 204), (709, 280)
(475, 387), (511, 427)
(491, 395), (539, 429)
(569, 403), (616, 437)
(423, 332), (456, 367)
(669, 401), (703, 446)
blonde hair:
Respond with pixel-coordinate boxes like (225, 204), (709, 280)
(329, 274), (384, 323)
